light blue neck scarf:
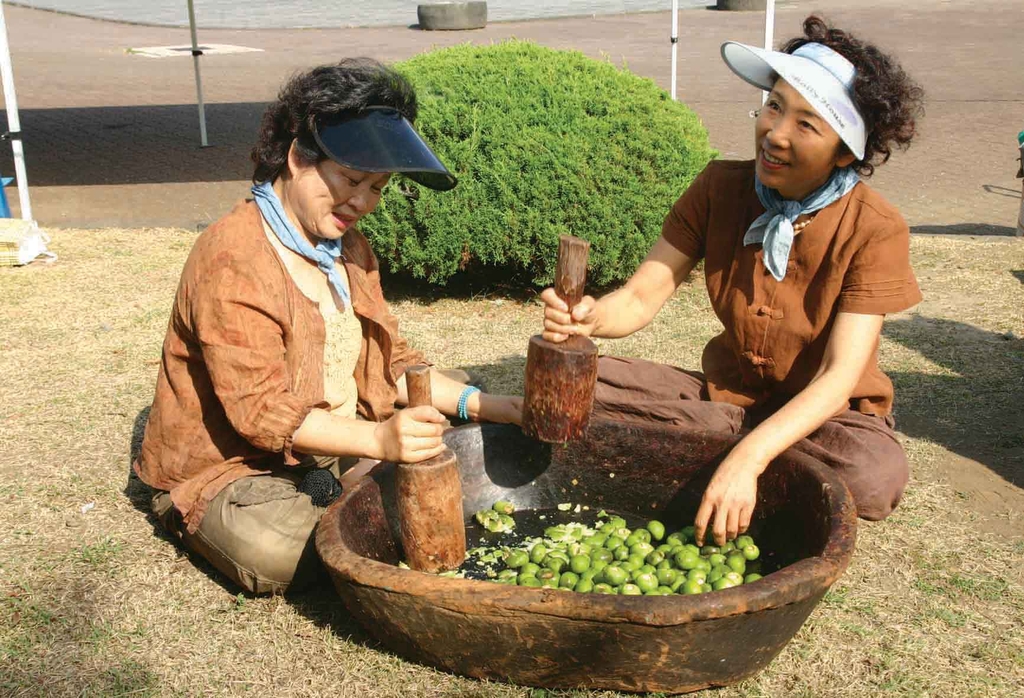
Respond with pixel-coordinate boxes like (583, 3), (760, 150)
(251, 180), (351, 309)
(745, 167), (860, 281)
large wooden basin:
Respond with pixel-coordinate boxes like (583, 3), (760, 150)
(315, 419), (857, 693)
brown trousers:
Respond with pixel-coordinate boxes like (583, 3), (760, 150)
(150, 369), (472, 595)
(152, 456), (377, 595)
(593, 356), (909, 521)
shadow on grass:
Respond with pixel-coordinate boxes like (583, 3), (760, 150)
(125, 406), (153, 515)
(380, 265), (539, 306)
(378, 260), (628, 308)
(910, 223), (1018, 237)
(883, 315), (1024, 488)
(284, 589), (378, 648)
(458, 354), (528, 396)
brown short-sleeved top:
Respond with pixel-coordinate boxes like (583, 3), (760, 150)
(134, 200), (424, 532)
(661, 160), (921, 416)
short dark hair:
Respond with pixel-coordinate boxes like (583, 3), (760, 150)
(251, 58), (418, 184)
(781, 15), (924, 177)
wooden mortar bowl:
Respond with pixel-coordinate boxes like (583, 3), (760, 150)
(316, 419), (857, 694)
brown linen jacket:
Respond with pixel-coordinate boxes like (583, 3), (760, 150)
(134, 200), (423, 532)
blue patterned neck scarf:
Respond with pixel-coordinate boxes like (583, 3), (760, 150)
(251, 180), (351, 309)
(744, 167), (860, 281)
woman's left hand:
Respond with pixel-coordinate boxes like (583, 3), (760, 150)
(694, 450), (766, 547)
(474, 393), (524, 426)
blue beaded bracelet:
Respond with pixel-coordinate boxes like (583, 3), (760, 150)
(457, 386), (481, 422)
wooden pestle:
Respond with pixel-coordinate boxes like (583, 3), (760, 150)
(521, 235), (599, 443)
(395, 365), (467, 573)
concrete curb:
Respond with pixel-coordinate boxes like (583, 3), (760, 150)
(417, 2), (488, 31)
(716, 0), (767, 11)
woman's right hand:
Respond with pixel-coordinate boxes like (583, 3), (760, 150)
(540, 288), (598, 343)
(372, 405), (447, 463)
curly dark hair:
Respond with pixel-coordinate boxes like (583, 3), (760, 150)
(781, 15), (924, 177)
(251, 58), (418, 184)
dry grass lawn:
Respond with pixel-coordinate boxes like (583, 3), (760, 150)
(1, 228), (1022, 697)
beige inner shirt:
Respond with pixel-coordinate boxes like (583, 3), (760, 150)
(262, 216), (361, 419)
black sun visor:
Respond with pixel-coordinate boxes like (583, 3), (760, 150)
(313, 107), (457, 191)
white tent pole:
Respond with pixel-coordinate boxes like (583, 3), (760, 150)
(0, 1), (32, 221)
(670, 0), (679, 100)
(186, 0), (209, 146)
(761, 0), (775, 105)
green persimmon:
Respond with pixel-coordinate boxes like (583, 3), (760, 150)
(570, 555), (591, 574)
(646, 520), (666, 541)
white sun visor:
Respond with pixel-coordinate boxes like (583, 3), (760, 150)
(721, 41), (867, 161)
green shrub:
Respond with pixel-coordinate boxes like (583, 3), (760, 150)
(361, 40), (715, 287)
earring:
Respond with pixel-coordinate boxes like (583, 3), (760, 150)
(749, 109), (761, 118)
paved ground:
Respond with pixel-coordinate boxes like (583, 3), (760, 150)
(0, 0), (1021, 232)
(10, 0), (701, 29)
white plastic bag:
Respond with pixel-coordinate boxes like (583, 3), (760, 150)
(0, 220), (57, 266)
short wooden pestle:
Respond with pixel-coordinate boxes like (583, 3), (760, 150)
(395, 365), (467, 573)
(521, 235), (599, 443)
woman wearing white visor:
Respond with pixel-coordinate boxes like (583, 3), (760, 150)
(540, 16), (924, 546)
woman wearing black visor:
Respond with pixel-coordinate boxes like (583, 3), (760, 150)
(135, 59), (522, 594)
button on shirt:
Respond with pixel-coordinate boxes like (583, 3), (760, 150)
(661, 160), (922, 416)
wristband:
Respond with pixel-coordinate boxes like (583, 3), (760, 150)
(457, 386), (481, 422)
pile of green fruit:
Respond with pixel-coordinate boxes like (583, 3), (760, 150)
(465, 502), (764, 595)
